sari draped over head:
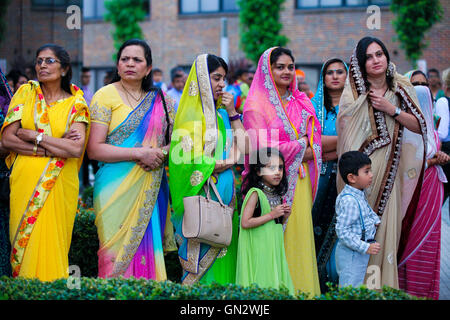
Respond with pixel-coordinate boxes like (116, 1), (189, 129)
(242, 47), (322, 204)
(93, 86), (176, 280)
(310, 58), (348, 290)
(242, 47), (322, 296)
(0, 80), (90, 280)
(336, 49), (427, 289)
(169, 54), (238, 285)
(398, 86), (445, 299)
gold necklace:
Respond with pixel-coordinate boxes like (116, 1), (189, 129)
(120, 80), (143, 102)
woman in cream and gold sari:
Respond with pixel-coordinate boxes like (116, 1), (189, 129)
(87, 39), (176, 279)
(337, 37), (427, 289)
(169, 54), (249, 285)
(1, 44), (90, 281)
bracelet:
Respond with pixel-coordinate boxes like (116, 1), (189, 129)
(229, 114), (241, 122)
(33, 145), (38, 156)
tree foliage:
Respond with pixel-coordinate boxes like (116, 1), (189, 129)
(391, 0), (443, 67)
(238, 0), (289, 64)
(104, 0), (146, 61)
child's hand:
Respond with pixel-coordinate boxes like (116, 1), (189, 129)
(366, 242), (381, 255)
(281, 204), (291, 218)
(270, 205), (286, 219)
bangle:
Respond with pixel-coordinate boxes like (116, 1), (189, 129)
(229, 114), (241, 122)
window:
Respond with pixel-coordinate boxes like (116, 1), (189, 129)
(180, 0), (239, 14)
(83, 0), (149, 19)
(296, 0), (390, 8)
(32, 0), (81, 8)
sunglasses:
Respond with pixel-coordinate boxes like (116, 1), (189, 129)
(412, 82), (429, 87)
(35, 57), (60, 66)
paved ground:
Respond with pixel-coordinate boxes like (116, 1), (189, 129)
(440, 199), (450, 300)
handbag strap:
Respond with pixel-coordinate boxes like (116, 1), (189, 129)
(203, 177), (227, 207)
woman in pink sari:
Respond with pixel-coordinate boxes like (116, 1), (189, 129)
(397, 85), (450, 299)
(243, 47), (322, 296)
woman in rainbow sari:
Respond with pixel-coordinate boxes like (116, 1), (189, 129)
(1, 44), (90, 281)
(397, 86), (450, 299)
(242, 47), (322, 296)
(169, 54), (249, 285)
(87, 39), (176, 279)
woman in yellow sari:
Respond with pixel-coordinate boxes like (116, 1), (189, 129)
(1, 44), (90, 281)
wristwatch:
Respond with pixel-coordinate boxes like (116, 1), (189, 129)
(35, 132), (44, 145)
(392, 107), (401, 118)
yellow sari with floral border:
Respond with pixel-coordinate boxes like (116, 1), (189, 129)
(1, 81), (89, 281)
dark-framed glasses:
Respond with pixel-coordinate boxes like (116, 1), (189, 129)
(35, 57), (60, 66)
(411, 82), (429, 87)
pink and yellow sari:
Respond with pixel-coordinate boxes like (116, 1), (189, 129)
(243, 47), (322, 296)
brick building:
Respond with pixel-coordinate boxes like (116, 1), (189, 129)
(0, 0), (83, 83)
(0, 0), (448, 93)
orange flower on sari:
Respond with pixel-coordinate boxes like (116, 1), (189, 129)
(40, 111), (49, 124)
(18, 236), (29, 248)
(42, 178), (56, 191)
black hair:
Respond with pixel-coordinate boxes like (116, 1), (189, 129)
(171, 72), (184, 82)
(207, 54), (228, 74)
(322, 58), (347, 114)
(338, 151), (372, 185)
(427, 68), (440, 78)
(153, 68), (162, 74)
(6, 69), (28, 89)
(241, 147), (288, 197)
(81, 67), (91, 73)
(355, 36), (394, 91)
(111, 39), (153, 92)
(411, 70), (427, 80)
(270, 47), (295, 66)
(36, 43), (72, 94)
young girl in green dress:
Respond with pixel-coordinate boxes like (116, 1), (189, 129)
(236, 147), (295, 294)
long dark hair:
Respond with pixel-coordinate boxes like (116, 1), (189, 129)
(355, 36), (394, 91)
(111, 39), (153, 92)
(322, 58), (347, 114)
(241, 147), (288, 197)
(36, 44), (72, 94)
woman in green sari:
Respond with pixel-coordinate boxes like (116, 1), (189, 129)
(169, 54), (249, 285)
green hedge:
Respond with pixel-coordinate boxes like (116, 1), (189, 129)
(0, 276), (419, 300)
(12, 189), (417, 300)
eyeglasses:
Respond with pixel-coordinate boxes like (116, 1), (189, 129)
(412, 82), (429, 87)
(35, 57), (60, 66)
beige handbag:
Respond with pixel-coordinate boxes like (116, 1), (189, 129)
(182, 177), (234, 248)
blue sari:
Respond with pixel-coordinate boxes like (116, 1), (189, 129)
(311, 59), (348, 291)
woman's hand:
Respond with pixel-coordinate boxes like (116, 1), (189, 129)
(220, 92), (236, 116)
(17, 128), (38, 143)
(135, 146), (165, 171)
(368, 90), (395, 115)
(63, 128), (82, 141)
(435, 151), (450, 165)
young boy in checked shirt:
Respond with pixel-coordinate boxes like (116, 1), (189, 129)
(335, 151), (381, 288)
